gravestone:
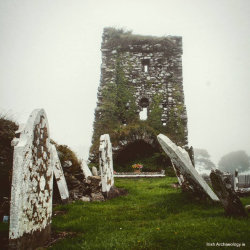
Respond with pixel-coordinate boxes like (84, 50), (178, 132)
(51, 145), (69, 203)
(210, 169), (247, 217)
(234, 169), (239, 191)
(99, 134), (114, 195)
(9, 109), (53, 249)
(157, 134), (219, 201)
(81, 160), (92, 178)
(92, 166), (98, 176)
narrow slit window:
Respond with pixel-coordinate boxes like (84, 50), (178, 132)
(142, 59), (150, 73)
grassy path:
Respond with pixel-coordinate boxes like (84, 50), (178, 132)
(51, 177), (250, 249)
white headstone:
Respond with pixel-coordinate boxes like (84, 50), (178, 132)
(81, 160), (93, 178)
(99, 134), (114, 193)
(51, 145), (69, 202)
(9, 109), (53, 249)
(92, 166), (98, 176)
(157, 134), (219, 201)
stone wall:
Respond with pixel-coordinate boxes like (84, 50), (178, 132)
(90, 28), (188, 162)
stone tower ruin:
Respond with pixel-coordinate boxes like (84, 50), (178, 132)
(90, 28), (188, 168)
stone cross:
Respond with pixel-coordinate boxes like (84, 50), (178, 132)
(51, 144), (69, 202)
(99, 134), (114, 194)
(9, 109), (53, 249)
(157, 134), (219, 201)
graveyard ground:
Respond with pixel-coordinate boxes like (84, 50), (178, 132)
(49, 177), (250, 250)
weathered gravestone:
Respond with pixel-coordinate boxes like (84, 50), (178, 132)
(92, 166), (98, 176)
(81, 160), (92, 178)
(99, 134), (114, 196)
(157, 134), (219, 201)
(9, 109), (53, 249)
(51, 144), (69, 203)
(210, 169), (247, 217)
(234, 169), (239, 192)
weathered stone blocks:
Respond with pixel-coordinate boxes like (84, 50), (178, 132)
(90, 28), (188, 163)
(99, 134), (114, 194)
(9, 109), (53, 249)
(157, 134), (219, 201)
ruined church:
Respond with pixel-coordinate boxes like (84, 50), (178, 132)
(90, 28), (188, 167)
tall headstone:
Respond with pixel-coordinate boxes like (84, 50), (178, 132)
(51, 145), (69, 203)
(157, 134), (219, 201)
(9, 109), (53, 249)
(81, 160), (93, 178)
(99, 134), (114, 195)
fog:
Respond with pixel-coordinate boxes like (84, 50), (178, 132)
(1, 0), (250, 165)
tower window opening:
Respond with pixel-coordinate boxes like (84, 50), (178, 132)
(139, 108), (148, 120)
(142, 59), (150, 73)
(139, 97), (149, 120)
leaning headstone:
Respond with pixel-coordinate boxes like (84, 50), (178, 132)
(157, 134), (219, 201)
(9, 109), (53, 249)
(210, 169), (247, 217)
(81, 160), (92, 178)
(92, 166), (98, 176)
(99, 134), (114, 195)
(51, 145), (69, 203)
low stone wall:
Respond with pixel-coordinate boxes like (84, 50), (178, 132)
(114, 171), (165, 178)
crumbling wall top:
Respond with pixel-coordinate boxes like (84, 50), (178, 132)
(102, 27), (182, 54)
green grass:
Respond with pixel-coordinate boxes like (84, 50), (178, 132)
(51, 177), (250, 250)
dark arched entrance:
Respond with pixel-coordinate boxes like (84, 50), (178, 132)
(113, 139), (170, 172)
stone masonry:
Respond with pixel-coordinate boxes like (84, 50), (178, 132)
(90, 28), (188, 162)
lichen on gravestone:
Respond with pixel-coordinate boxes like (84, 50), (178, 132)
(99, 134), (114, 195)
(210, 169), (247, 217)
(157, 133), (219, 201)
(9, 109), (53, 249)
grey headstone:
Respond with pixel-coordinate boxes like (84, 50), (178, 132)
(9, 109), (53, 249)
(157, 134), (219, 201)
(210, 169), (247, 217)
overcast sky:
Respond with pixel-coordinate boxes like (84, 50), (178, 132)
(1, 0), (250, 165)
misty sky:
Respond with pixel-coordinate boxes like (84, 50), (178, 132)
(1, 0), (250, 165)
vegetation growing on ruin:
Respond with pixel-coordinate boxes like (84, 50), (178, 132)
(51, 140), (82, 173)
(51, 177), (250, 249)
(90, 54), (187, 164)
(90, 55), (139, 162)
(0, 115), (18, 199)
(103, 27), (179, 53)
(148, 93), (163, 132)
(90, 27), (186, 165)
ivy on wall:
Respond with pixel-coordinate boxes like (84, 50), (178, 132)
(148, 93), (163, 132)
(90, 28), (187, 164)
(90, 55), (138, 162)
